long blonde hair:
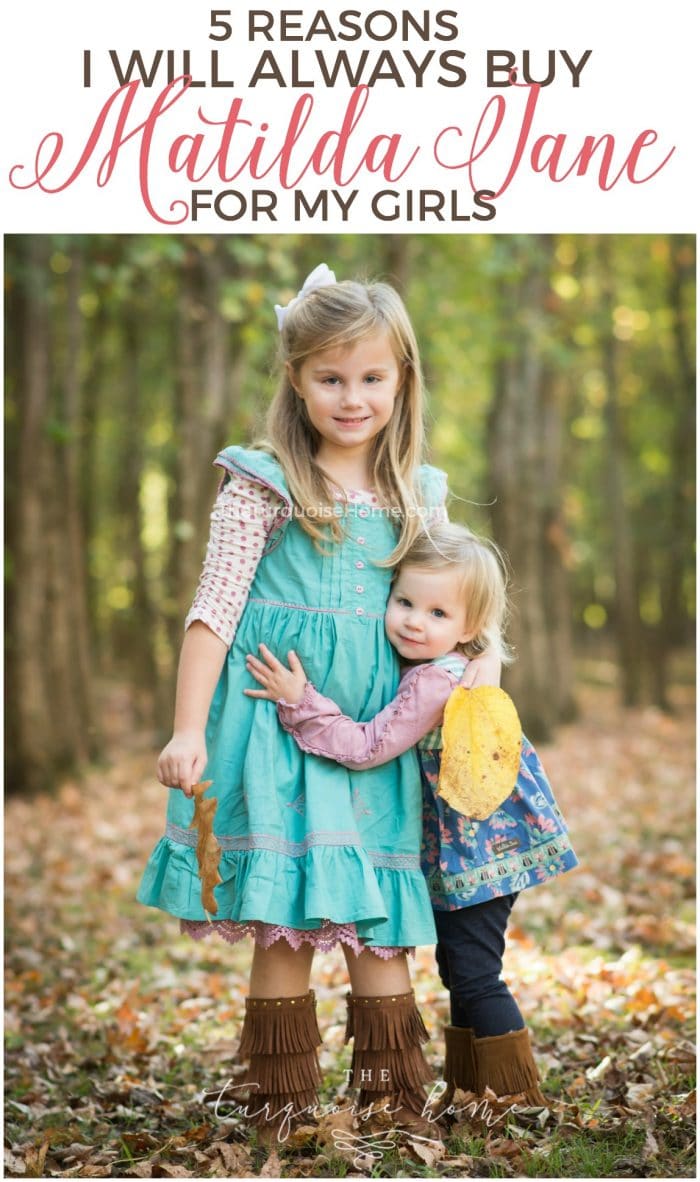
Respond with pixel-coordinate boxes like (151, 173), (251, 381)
(399, 523), (514, 664)
(255, 278), (427, 563)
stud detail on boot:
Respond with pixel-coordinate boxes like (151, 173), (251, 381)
(238, 991), (323, 1134)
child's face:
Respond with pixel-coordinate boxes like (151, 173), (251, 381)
(289, 332), (401, 459)
(385, 565), (473, 662)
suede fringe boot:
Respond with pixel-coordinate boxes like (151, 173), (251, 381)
(443, 1025), (477, 1104)
(473, 1027), (547, 1106)
(238, 992), (323, 1135)
(345, 991), (435, 1127)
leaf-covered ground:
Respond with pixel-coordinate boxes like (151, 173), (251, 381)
(4, 675), (696, 1179)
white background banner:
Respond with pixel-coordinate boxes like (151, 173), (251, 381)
(1, 0), (696, 233)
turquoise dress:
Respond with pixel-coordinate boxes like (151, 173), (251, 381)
(137, 447), (441, 949)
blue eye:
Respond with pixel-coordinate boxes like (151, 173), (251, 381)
(397, 597), (411, 608)
(432, 609), (446, 619)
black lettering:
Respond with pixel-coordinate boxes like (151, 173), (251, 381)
(295, 190), (328, 218)
(190, 189), (278, 222)
(522, 50), (556, 88)
(210, 10), (233, 40)
(435, 10), (460, 40)
(402, 10), (431, 39)
(371, 190), (400, 220)
(368, 50), (405, 86)
(486, 50), (517, 87)
(421, 190), (446, 220)
(248, 10), (274, 40)
(438, 50), (467, 87)
(364, 10), (398, 41)
(109, 49), (163, 87)
(305, 10), (335, 39)
(561, 49), (593, 86)
(316, 49), (368, 86)
(338, 10), (363, 40)
(248, 50), (286, 86)
(280, 10), (305, 40)
(473, 189), (497, 221)
(404, 50), (435, 87)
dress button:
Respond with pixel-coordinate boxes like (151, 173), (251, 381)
(355, 585), (364, 594)
(356, 536), (366, 545)
(355, 560), (365, 569)
(355, 607), (365, 616)
(358, 508), (369, 518)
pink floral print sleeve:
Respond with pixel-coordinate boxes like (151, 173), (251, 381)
(184, 472), (279, 645)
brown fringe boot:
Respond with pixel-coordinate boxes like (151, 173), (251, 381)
(345, 991), (438, 1135)
(442, 1025), (477, 1105)
(238, 992), (323, 1139)
(473, 1027), (547, 1106)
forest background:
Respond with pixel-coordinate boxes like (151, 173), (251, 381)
(4, 233), (695, 785)
(3, 233), (696, 1179)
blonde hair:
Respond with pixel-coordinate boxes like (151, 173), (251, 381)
(255, 278), (427, 563)
(398, 523), (514, 664)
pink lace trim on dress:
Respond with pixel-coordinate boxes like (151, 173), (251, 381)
(179, 918), (412, 959)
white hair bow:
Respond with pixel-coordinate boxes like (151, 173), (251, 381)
(274, 263), (337, 330)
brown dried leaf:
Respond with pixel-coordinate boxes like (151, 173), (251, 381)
(407, 1137), (445, 1168)
(188, 781), (222, 914)
(4, 1149), (27, 1176)
(625, 1082), (656, 1108)
(259, 1150), (283, 1176)
(212, 1142), (253, 1174)
(314, 1106), (357, 1155)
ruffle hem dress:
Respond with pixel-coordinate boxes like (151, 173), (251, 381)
(137, 446), (443, 956)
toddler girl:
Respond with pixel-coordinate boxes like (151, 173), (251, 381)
(246, 522), (579, 1109)
(137, 266), (500, 1137)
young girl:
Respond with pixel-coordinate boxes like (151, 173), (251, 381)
(245, 522), (579, 1109)
(137, 266), (500, 1136)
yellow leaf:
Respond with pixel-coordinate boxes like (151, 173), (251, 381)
(438, 687), (522, 819)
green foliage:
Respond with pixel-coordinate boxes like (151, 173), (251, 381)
(4, 233), (695, 696)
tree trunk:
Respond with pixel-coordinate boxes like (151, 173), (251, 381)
(80, 299), (109, 672)
(489, 246), (553, 739)
(61, 248), (101, 757)
(487, 237), (575, 739)
(651, 237), (696, 708)
(117, 305), (163, 724)
(8, 239), (55, 792)
(165, 245), (245, 663)
(165, 247), (207, 659)
(541, 372), (577, 721)
(598, 239), (644, 706)
(382, 236), (412, 295)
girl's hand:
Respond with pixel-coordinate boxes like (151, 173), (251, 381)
(460, 649), (502, 689)
(157, 730), (208, 798)
(244, 644), (308, 704)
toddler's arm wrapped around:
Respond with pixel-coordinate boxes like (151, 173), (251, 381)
(244, 643), (458, 769)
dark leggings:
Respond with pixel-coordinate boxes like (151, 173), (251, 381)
(434, 893), (525, 1037)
